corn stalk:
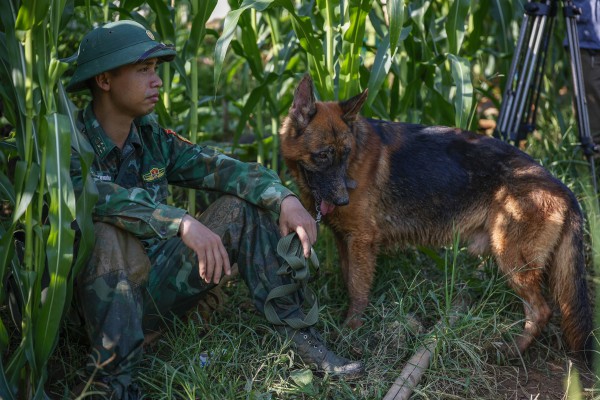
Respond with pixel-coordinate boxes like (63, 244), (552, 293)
(0, 0), (96, 397)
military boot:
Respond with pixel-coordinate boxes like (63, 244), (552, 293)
(72, 377), (143, 400)
(277, 326), (364, 378)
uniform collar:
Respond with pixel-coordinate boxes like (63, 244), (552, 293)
(82, 103), (143, 159)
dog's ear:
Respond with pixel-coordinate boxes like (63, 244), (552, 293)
(340, 89), (368, 123)
(289, 74), (317, 131)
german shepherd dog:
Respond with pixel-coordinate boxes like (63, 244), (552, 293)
(279, 75), (592, 361)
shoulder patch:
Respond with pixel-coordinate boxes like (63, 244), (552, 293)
(165, 128), (192, 145)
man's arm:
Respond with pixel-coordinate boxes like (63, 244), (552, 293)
(161, 130), (318, 275)
(163, 136), (296, 214)
(70, 147), (186, 239)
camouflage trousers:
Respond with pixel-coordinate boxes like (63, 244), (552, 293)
(76, 195), (304, 393)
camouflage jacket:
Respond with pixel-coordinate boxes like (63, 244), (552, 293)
(70, 103), (295, 244)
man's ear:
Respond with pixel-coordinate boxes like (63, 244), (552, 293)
(94, 72), (111, 91)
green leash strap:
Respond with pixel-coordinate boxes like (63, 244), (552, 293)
(263, 232), (320, 329)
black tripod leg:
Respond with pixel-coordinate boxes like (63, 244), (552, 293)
(522, 12), (556, 140)
(496, 10), (532, 140)
(564, 0), (599, 194)
(496, 1), (555, 143)
(509, 9), (551, 140)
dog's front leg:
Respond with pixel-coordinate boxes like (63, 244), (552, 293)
(341, 234), (378, 329)
(334, 234), (350, 288)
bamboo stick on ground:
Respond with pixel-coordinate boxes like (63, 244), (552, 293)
(383, 294), (471, 400)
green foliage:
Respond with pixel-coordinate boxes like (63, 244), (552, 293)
(0, 0), (597, 397)
(0, 0), (96, 397)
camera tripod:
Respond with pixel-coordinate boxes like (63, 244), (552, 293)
(495, 0), (598, 193)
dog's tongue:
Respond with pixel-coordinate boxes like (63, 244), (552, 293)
(320, 200), (336, 216)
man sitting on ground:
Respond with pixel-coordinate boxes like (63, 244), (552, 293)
(67, 19), (363, 398)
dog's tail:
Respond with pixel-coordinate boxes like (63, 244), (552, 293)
(550, 201), (593, 364)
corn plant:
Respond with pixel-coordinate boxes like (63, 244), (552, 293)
(213, 0), (493, 148)
(0, 0), (96, 397)
(203, 0), (524, 183)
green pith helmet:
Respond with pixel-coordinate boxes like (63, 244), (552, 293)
(66, 20), (176, 92)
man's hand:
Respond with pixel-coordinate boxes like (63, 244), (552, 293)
(179, 214), (231, 284)
(279, 196), (317, 258)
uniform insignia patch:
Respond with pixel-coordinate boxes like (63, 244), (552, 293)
(94, 137), (106, 154)
(143, 167), (165, 182)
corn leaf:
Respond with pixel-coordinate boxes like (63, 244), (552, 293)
(366, 33), (391, 107)
(448, 54), (473, 129)
(233, 72), (283, 144)
(0, 1), (27, 124)
(0, 112), (16, 384)
(0, 172), (15, 205)
(145, 0), (175, 42)
(12, 161), (38, 224)
(185, 0), (218, 60)
(6, 266), (37, 384)
(315, 0), (337, 77)
(0, 357), (17, 399)
(0, 227), (16, 343)
(33, 113), (76, 365)
(214, 0), (273, 91)
(339, 0), (372, 99)
(387, 0), (404, 54)
(446, 0), (470, 55)
(238, 12), (264, 80)
(15, 0), (49, 30)
(276, 0), (331, 98)
(56, 83), (98, 279)
(491, 0), (513, 55)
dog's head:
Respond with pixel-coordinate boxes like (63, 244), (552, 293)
(279, 74), (368, 216)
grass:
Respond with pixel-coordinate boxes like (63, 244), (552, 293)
(43, 226), (595, 399)
(139, 247), (513, 400)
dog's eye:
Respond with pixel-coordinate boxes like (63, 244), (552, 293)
(313, 148), (334, 164)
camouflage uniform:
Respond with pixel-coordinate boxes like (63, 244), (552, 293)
(70, 104), (304, 394)
(67, 20), (362, 397)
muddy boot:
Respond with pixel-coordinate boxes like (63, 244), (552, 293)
(277, 326), (364, 378)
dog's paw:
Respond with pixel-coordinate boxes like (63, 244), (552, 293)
(483, 340), (522, 364)
(344, 316), (364, 330)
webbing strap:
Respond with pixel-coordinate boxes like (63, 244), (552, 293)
(263, 233), (320, 329)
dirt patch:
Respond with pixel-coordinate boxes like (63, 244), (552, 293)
(495, 357), (596, 400)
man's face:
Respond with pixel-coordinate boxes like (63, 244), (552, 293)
(104, 58), (163, 118)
